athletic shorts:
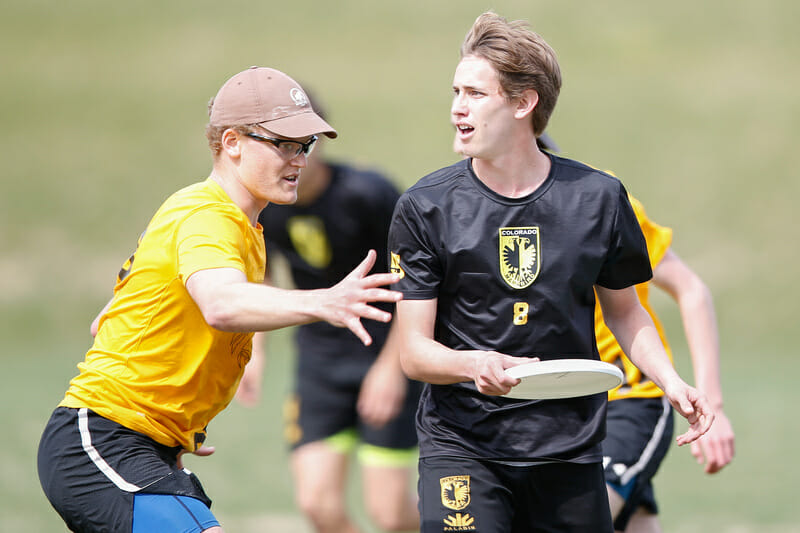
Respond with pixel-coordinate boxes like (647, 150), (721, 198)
(286, 365), (423, 452)
(602, 396), (674, 530)
(38, 407), (218, 533)
(418, 456), (613, 533)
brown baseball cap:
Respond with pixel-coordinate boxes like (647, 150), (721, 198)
(209, 66), (337, 139)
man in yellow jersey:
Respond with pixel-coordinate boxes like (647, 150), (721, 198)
(596, 197), (735, 532)
(37, 66), (402, 533)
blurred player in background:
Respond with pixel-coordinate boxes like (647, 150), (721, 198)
(388, 11), (713, 533)
(236, 92), (421, 533)
(537, 136), (735, 532)
(37, 66), (402, 533)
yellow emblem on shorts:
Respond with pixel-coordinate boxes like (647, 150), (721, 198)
(390, 252), (405, 279)
(499, 226), (540, 289)
(444, 512), (476, 530)
(440, 475), (470, 511)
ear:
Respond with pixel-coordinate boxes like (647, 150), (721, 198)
(514, 89), (539, 120)
(221, 128), (243, 158)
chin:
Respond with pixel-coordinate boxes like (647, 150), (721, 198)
(270, 192), (298, 205)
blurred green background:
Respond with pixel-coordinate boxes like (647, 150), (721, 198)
(2, 0), (798, 531)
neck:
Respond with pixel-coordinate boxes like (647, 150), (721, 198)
(209, 168), (264, 226)
(471, 142), (551, 198)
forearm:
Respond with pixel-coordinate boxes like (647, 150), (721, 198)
(599, 288), (683, 393)
(401, 331), (478, 384)
(679, 283), (724, 408)
(616, 315), (682, 390)
(195, 279), (326, 332)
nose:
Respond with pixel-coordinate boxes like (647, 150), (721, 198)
(451, 92), (467, 117)
(290, 152), (308, 168)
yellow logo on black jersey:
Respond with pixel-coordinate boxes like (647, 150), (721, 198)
(287, 215), (332, 269)
(390, 252), (405, 279)
(440, 475), (470, 511)
(499, 227), (540, 289)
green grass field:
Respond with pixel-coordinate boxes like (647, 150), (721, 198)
(2, 1), (798, 531)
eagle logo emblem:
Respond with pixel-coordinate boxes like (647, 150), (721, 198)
(499, 227), (540, 289)
(440, 475), (470, 511)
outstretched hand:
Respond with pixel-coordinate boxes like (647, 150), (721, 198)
(322, 250), (403, 346)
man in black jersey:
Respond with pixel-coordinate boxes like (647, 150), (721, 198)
(387, 12), (714, 533)
(236, 95), (421, 533)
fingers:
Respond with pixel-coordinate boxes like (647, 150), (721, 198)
(474, 353), (524, 395)
(675, 409), (714, 446)
(347, 318), (373, 346)
(349, 250), (378, 279)
(692, 422), (736, 474)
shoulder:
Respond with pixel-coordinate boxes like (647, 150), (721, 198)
(551, 154), (624, 193)
(158, 180), (248, 229)
(398, 159), (470, 208)
(407, 158), (470, 193)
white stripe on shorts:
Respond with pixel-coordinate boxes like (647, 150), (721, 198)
(78, 408), (141, 492)
(619, 396), (671, 486)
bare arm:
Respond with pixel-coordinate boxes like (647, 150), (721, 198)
(652, 249), (734, 472)
(186, 250), (401, 346)
(356, 322), (409, 428)
(596, 285), (714, 445)
(395, 299), (530, 396)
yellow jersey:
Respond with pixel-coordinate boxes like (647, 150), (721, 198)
(61, 178), (265, 450)
(595, 196), (673, 400)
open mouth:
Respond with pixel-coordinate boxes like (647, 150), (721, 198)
(456, 123), (474, 136)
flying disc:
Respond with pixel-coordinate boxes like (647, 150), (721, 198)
(502, 359), (623, 400)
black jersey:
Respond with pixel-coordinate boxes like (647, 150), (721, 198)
(388, 154), (652, 462)
(259, 162), (400, 379)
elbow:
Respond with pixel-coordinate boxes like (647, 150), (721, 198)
(680, 274), (714, 309)
(399, 350), (426, 382)
(200, 301), (240, 332)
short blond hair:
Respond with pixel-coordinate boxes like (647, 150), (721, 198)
(461, 11), (562, 136)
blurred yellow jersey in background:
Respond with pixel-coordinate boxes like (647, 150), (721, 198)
(596, 195), (673, 401)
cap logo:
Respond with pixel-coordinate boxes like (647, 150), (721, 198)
(289, 88), (308, 107)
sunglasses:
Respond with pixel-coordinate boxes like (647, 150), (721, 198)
(246, 132), (317, 158)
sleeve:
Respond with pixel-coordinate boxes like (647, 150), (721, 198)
(367, 174), (401, 274)
(596, 184), (654, 289)
(387, 194), (442, 299)
(176, 205), (249, 283)
(628, 195), (673, 269)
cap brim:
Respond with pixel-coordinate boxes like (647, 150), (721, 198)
(259, 111), (338, 139)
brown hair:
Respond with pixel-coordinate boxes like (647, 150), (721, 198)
(461, 11), (562, 136)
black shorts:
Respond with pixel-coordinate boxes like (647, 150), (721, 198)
(287, 363), (422, 451)
(602, 396), (674, 530)
(38, 407), (215, 533)
(418, 456), (613, 533)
